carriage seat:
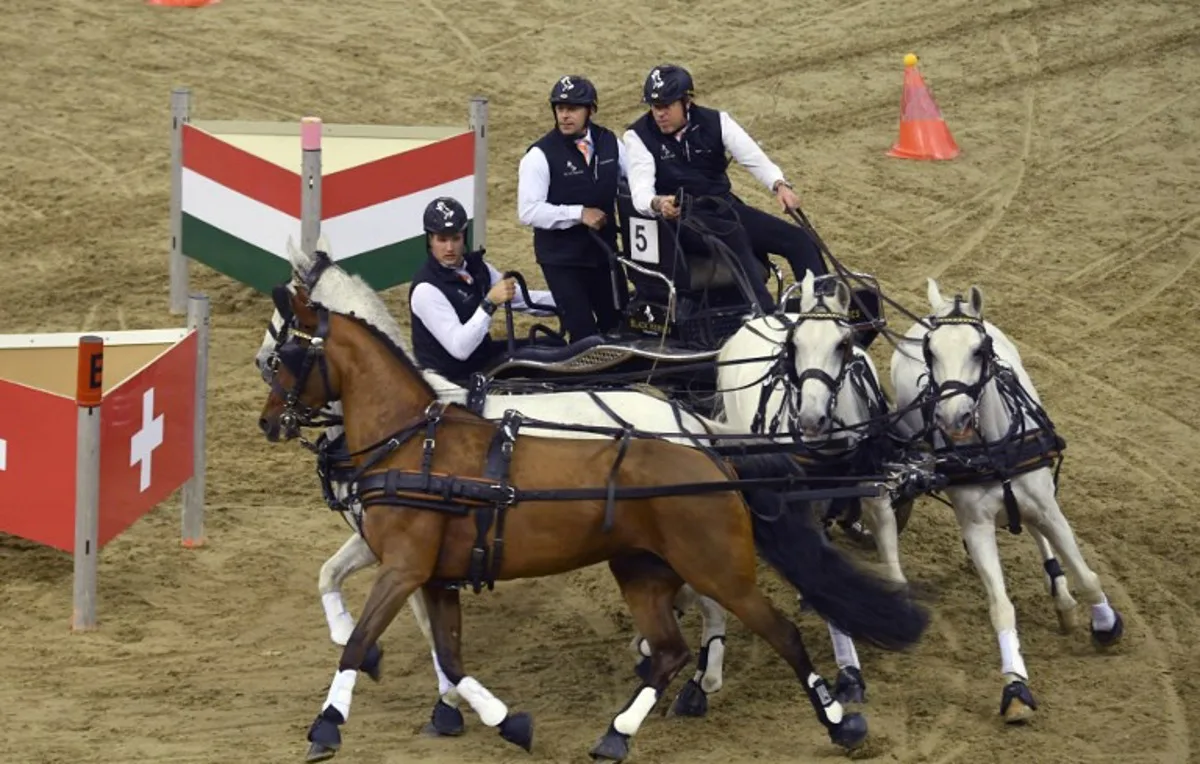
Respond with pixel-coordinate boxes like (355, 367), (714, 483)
(616, 180), (741, 293)
(497, 333), (607, 366)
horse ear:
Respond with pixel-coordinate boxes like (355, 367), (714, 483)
(968, 285), (984, 317)
(286, 235), (314, 272)
(833, 279), (851, 313)
(799, 269), (816, 308)
(926, 277), (945, 311)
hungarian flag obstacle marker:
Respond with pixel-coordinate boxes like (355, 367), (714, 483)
(166, 87), (490, 315)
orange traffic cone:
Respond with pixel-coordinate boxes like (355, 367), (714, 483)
(147, 0), (219, 6)
(888, 53), (959, 160)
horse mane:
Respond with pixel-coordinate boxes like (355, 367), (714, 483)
(296, 250), (439, 401)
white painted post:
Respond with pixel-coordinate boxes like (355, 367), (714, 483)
(181, 293), (209, 548)
(469, 96), (488, 251)
(169, 87), (191, 316)
(72, 335), (104, 631)
(300, 117), (322, 256)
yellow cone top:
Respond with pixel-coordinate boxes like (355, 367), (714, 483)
(904, 53), (918, 67)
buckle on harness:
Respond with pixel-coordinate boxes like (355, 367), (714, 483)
(491, 484), (517, 506)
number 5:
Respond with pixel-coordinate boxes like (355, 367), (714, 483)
(629, 217), (659, 265)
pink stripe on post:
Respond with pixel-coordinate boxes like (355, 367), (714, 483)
(301, 117), (322, 150)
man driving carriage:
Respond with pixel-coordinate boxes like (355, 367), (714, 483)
(409, 196), (557, 383)
(518, 74), (630, 342)
(623, 63), (829, 312)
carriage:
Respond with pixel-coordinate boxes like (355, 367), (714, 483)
(473, 180), (887, 420)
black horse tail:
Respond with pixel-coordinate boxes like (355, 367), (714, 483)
(729, 453), (929, 651)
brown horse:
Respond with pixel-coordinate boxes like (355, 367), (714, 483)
(256, 254), (928, 763)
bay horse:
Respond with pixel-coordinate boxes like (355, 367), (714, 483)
(255, 251), (930, 762)
(254, 238), (743, 732)
(888, 277), (1125, 722)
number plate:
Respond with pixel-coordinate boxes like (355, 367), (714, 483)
(629, 217), (659, 265)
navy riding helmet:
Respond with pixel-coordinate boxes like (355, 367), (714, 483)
(423, 197), (469, 236)
(549, 74), (598, 110)
(643, 64), (694, 105)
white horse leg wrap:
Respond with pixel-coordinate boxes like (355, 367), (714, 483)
(322, 592), (356, 646)
(807, 673), (844, 725)
(998, 629), (1028, 680)
(1090, 595), (1117, 631)
(323, 669), (357, 722)
(431, 649), (455, 697)
(827, 623), (861, 670)
(457, 676), (507, 727)
(613, 686), (659, 736)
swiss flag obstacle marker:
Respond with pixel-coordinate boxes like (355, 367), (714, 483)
(0, 294), (211, 630)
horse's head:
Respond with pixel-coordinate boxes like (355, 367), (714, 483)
(257, 242), (343, 442)
(789, 270), (855, 439)
(922, 277), (993, 442)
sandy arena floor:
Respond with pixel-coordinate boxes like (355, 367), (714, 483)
(0, 0), (1197, 762)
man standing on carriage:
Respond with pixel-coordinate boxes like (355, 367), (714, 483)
(408, 196), (557, 383)
(517, 74), (629, 342)
(623, 63), (828, 312)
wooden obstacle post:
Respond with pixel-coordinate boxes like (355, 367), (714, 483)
(470, 96), (488, 251)
(72, 336), (104, 631)
(169, 87), (191, 316)
(181, 293), (209, 547)
(301, 117), (322, 256)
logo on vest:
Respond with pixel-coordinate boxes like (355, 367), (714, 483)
(659, 144), (675, 160)
(563, 159), (585, 177)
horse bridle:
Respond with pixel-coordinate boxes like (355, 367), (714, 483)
(743, 295), (854, 438)
(261, 254), (341, 438)
(919, 295), (997, 435)
(784, 302), (855, 435)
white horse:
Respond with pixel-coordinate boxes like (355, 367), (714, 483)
(709, 270), (913, 705)
(255, 236), (736, 734)
(888, 277), (1125, 721)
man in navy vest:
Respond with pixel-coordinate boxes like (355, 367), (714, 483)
(518, 75), (628, 342)
(623, 64), (828, 312)
(409, 196), (556, 384)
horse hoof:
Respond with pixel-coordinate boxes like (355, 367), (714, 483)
(360, 643), (383, 682)
(498, 711), (534, 752)
(306, 707), (344, 762)
(669, 678), (708, 717)
(833, 667), (867, 705)
(589, 724), (631, 762)
(421, 700), (465, 737)
(1000, 681), (1038, 724)
(829, 712), (868, 749)
(633, 655), (652, 684)
(305, 742), (338, 763)
(1091, 611), (1124, 647)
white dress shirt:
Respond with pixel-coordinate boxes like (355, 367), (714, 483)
(517, 127), (630, 230)
(623, 110), (786, 217)
(410, 261), (556, 362)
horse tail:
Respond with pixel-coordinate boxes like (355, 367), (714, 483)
(729, 453), (929, 651)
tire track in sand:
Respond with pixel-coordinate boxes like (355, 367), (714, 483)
(919, 28), (1037, 286)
